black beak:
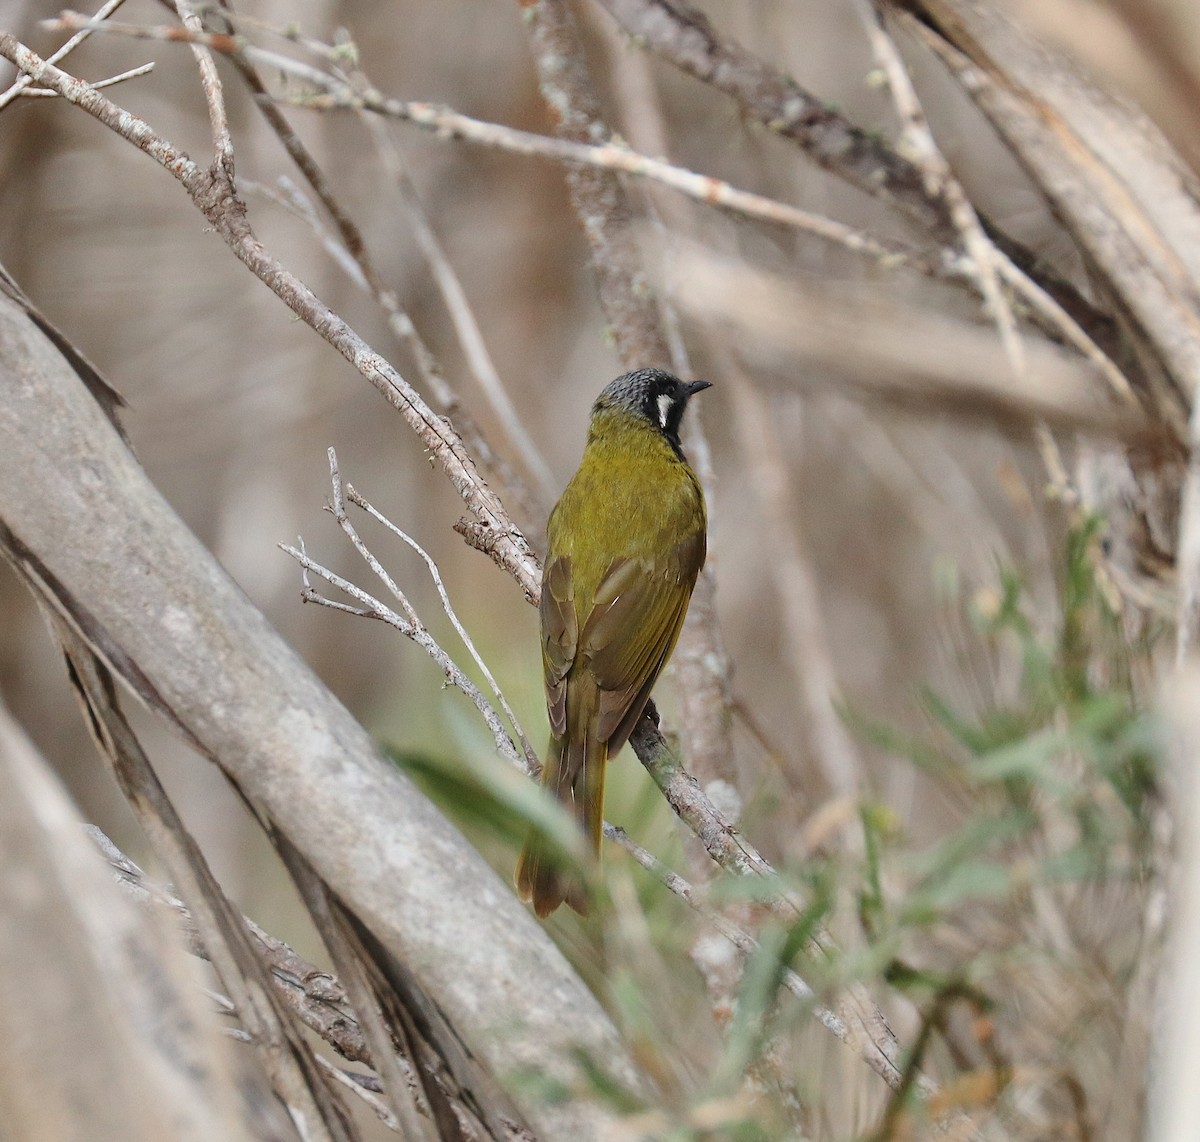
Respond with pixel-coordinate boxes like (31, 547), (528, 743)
(684, 379), (712, 398)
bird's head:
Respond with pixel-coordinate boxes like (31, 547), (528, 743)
(592, 368), (711, 453)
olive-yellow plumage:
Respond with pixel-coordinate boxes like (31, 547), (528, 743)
(515, 368), (710, 917)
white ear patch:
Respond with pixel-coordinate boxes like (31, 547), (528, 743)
(657, 392), (673, 429)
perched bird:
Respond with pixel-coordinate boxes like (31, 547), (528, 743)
(515, 368), (711, 917)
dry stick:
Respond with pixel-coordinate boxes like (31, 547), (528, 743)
(216, 20), (546, 523)
(0, 0), (131, 110)
(85, 826), (378, 1068)
(173, 0), (232, 173)
(594, 0), (1130, 401)
(351, 97), (558, 505)
(43, 14), (940, 278)
(315, 94), (929, 272)
(855, 0), (1083, 509)
(316, 1060), (398, 1133)
(335, 447), (537, 768)
(280, 539), (527, 770)
(857, 1), (1018, 366)
(8, 61), (155, 96)
(0, 35), (543, 603)
(342, 479), (538, 763)
(282, 849), (435, 1142)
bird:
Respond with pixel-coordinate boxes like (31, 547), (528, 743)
(515, 367), (711, 917)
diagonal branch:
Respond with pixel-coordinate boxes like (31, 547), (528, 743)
(593, 0), (955, 239)
(0, 33), (543, 602)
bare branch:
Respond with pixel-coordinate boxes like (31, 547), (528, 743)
(10, 61), (155, 96)
(0, 0), (132, 111)
(592, 0), (954, 239)
(173, 0), (233, 172)
(0, 33), (542, 600)
(41, 13), (941, 274)
(343, 479), (538, 768)
(220, 35), (545, 529)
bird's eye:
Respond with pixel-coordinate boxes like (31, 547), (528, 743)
(656, 392), (672, 429)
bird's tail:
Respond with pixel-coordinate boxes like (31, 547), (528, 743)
(515, 726), (607, 918)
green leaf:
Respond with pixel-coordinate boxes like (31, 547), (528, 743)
(385, 743), (589, 871)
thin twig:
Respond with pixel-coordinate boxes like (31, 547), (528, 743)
(0, 0), (130, 111)
(856, 3), (1025, 368)
(0, 33), (543, 600)
(42, 13), (940, 275)
(282, 537), (527, 770)
(350, 91), (557, 503)
(10, 61), (155, 97)
(173, 0), (232, 173)
(316, 96), (932, 271)
(239, 176), (368, 286)
(857, 2), (1086, 510)
(219, 23), (543, 529)
(316, 1056), (400, 1133)
(342, 477), (538, 767)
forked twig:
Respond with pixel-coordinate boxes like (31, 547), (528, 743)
(0, 0), (136, 110)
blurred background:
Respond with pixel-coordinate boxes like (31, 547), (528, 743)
(0, 0), (1179, 1136)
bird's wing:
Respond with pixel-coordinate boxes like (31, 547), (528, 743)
(579, 529), (706, 749)
(540, 553), (578, 738)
